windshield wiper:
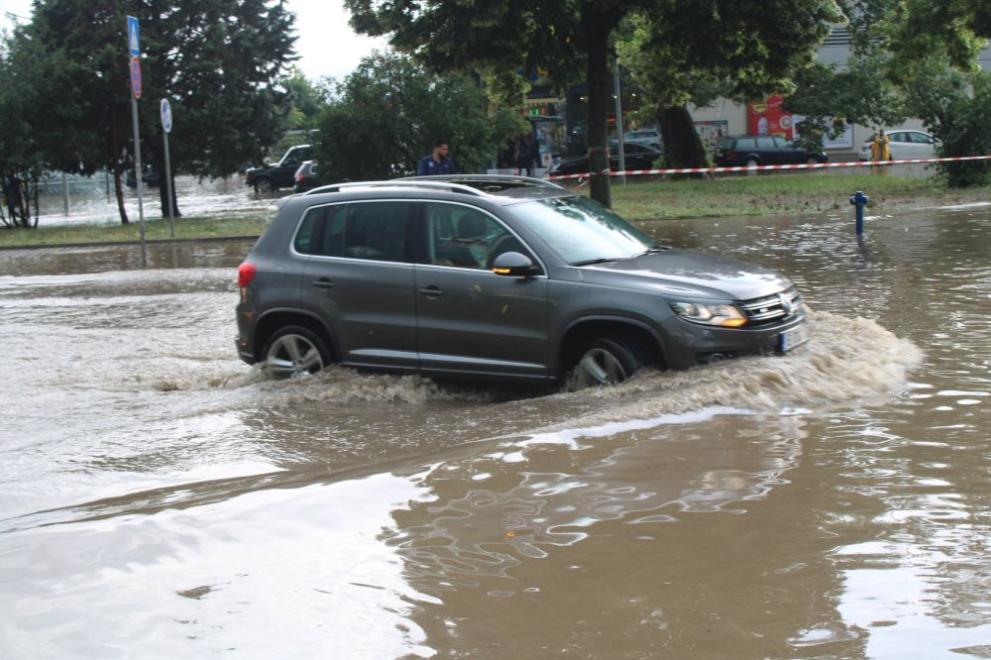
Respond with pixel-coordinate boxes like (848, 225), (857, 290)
(570, 257), (617, 267)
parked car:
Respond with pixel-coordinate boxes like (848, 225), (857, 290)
(293, 160), (327, 193)
(549, 143), (662, 176)
(245, 144), (313, 193)
(235, 175), (808, 387)
(858, 130), (939, 161)
(713, 136), (827, 167)
(611, 128), (662, 151)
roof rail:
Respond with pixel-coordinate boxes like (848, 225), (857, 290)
(399, 173), (567, 191)
(305, 180), (487, 197)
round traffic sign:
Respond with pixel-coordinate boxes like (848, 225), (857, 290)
(160, 98), (173, 133)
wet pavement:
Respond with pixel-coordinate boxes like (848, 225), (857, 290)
(0, 205), (989, 658)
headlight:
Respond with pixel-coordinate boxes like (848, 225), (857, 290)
(671, 301), (747, 328)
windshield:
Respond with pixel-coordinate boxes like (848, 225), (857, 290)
(509, 196), (656, 265)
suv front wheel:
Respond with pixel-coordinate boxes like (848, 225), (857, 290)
(566, 336), (650, 390)
(262, 325), (330, 378)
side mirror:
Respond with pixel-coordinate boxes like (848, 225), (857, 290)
(491, 251), (538, 278)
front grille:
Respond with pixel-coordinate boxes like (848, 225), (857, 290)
(739, 287), (803, 327)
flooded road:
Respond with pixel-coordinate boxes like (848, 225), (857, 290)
(1, 205), (989, 658)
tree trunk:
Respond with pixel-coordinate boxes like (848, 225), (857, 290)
(155, 160), (181, 219)
(583, 10), (622, 208)
(658, 105), (709, 174)
(111, 129), (129, 224)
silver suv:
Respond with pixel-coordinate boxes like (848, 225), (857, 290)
(235, 176), (808, 387)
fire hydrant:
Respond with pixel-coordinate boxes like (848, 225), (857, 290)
(850, 190), (869, 236)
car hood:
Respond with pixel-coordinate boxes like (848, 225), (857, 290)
(577, 249), (794, 301)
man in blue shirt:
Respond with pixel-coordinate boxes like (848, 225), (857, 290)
(417, 139), (457, 175)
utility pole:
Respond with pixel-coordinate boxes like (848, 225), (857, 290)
(613, 57), (626, 185)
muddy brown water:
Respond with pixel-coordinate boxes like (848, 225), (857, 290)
(0, 204), (989, 658)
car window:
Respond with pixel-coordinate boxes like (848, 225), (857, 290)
(736, 138), (757, 150)
(294, 202), (413, 262)
(508, 196), (655, 265)
(910, 132), (932, 144)
(424, 203), (534, 271)
(772, 137), (792, 148)
(889, 132), (907, 143)
(756, 137), (776, 149)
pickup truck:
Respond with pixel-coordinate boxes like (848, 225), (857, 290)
(245, 144), (313, 192)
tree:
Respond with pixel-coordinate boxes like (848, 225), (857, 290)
(618, 1), (844, 170)
(282, 67), (327, 131)
(314, 53), (526, 182)
(785, 0), (991, 185)
(21, 0), (296, 223)
(346, 0), (653, 207)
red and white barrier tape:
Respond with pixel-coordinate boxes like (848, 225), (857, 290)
(547, 154), (991, 181)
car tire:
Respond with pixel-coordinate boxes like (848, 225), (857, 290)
(806, 156), (821, 165)
(746, 158), (759, 169)
(262, 325), (331, 379)
(567, 336), (650, 390)
(254, 177), (274, 194)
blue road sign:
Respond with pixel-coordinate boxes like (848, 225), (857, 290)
(127, 16), (140, 58)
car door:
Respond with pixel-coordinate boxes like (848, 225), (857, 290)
(908, 131), (936, 159)
(298, 200), (419, 370)
(414, 201), (549, 379)
(887, 132), (909, 160)
(623, 143), (656, 170)
(755, 136), (781, 163)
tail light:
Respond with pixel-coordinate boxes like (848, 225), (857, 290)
(238, 262), (257, 288)
(295, 172), (304, 182)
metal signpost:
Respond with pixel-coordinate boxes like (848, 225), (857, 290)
(160, 98), (176, 238)
(127, 15), (147, 265)
(613, 58), (626, 185)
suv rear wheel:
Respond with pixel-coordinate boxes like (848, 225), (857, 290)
(262, 325), (330, 378)
(567, 336), (650, 390)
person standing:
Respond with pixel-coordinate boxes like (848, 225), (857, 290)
(417, 139), (457, 176)
(516, 133), (536, 177)
(870, 128), (892, 174)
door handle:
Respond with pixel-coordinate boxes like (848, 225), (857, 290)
(312, 278), (335, 290)
(418, 285), (444, 298)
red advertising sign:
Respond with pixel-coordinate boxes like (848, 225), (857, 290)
(129, 56), (142, 99)
(747, 95), (794, 139)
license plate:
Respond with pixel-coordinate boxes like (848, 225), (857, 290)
(779, 324), (810, 353)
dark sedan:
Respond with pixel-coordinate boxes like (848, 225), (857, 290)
(550, 143), (661, 176)
(714, 136), (826, 167)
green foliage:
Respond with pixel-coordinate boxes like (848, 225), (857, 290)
(617, 1), (842, 168)
(785, 56), (907, 151)
(282, 68), (328, 131)
(904, 66), (991, 187)
(313, 53), (527, 181)
(618, 1), (843, 114)
(10, 0), (297, 221)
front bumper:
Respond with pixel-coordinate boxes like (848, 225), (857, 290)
(659, 313), (808, 370)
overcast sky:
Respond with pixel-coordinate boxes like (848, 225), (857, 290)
(0, 0), (387, 82)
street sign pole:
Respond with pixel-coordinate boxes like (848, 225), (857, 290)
(613, 57), (626, 185)
(160, 98), (175, 238)
(127, 16), (146, 266)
